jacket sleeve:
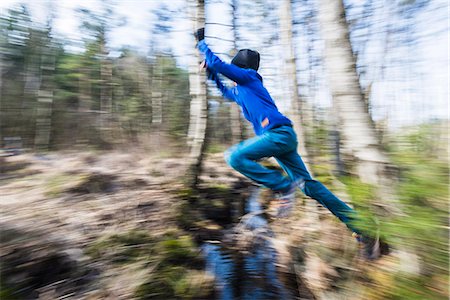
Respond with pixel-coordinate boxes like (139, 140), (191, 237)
(198, 40), (252, 85)
(208, 69), (237, 102)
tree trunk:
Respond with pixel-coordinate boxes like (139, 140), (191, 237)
(280, 0), (320, 226)
(136, 58), (153, 133)
(151, 57), (163, 125)
(317, 0), (385, 182)
(229, 0), (244, 144)
(100, 42), (113, 146)
(0, 51), (2, 144)
(76, 66), (92, 145)
(316, 0), (400, 211)
(187, 0), (208, 188)
(34, 44), (55, 151)
(317, 1), (422, 281)
(279, 0), (310, 163)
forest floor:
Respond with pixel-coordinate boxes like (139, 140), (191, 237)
(1, 149), (395, 299)
(1, 150), (199, 298)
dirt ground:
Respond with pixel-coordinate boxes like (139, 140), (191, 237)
(0, 150), (384, 299)
(1, 150), (202, 298)
(1, 151), (189, 239)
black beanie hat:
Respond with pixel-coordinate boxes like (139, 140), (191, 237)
(231, 49), (260, 71)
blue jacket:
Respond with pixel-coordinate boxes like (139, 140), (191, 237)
(198, 40), (292, 136)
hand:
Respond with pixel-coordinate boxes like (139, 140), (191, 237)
(194, 28), (205, 42)
(199, 60), (215, 80)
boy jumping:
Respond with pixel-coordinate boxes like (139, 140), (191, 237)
(195, 28), (388, 259)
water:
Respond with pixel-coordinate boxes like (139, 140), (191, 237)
(202, 188), (294, 300)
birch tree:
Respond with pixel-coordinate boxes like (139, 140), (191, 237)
(317, 1), (389, 184)
(187, 0), (208, 188)
(279, 0), (310, 162)
(319, 11), (411, 270)
(279, 0), (325, 227)
(229, 0), (244, 144)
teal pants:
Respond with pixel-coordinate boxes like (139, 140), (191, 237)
(224, 125), (359, 233)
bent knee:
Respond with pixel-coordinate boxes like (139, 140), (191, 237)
(229, 154), (244, 170)
(224, 150), (244, 170)
(223, 148), (233, 165)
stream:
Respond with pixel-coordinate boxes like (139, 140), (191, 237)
(202, 188), (297, 299)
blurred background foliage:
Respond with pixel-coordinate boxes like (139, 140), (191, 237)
(0, 3), (192, 150)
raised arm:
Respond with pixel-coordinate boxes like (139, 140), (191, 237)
(198, 40), (252, 85)
(207, 68), (237, 102)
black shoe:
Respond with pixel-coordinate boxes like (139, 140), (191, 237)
(353, 232), (390, 260)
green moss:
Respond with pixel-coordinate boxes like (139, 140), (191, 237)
(344, 124), (450, 299)
(134, 233), (211, 300)
(134, 266), (186, 299)
(175, 200), (203, 230)
(206, 143), (226, 154)
(134, 266), (214, 300)
(382, 274), (447, 300)
(176, 187), (198, 201)
(340, 177), (374, 205)
(207, 183), (230, 192)
(339, 176), (379, 236)
(311, 163), (331, 176)
(86, 229), (211, 299)
(85, 230), (156, 263)
(0, 283), (18, 300)
(261, 160), (284, 172)
(173, 270), (214, 299)
(157, 235), (199, 267)
(44, 173), (79, 197)
(314, 174), (334, 187)
(135, 266), (214, 300)
(386, 127), (449, 272)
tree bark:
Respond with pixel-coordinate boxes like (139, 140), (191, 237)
(316, 2), (424, 282)
(187, 0), (208, 188)
(316, 0), (400, 212)
(34, 47), (55, 151)
(280, 0), (320, 226)
(229, 0), (244, 144)
(317, 0), (384, 181)
(279, 0), (310, 163)
(151, 58), (163, 125)
(99, 41), (113, 145)
(76, 65), (92, 145)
